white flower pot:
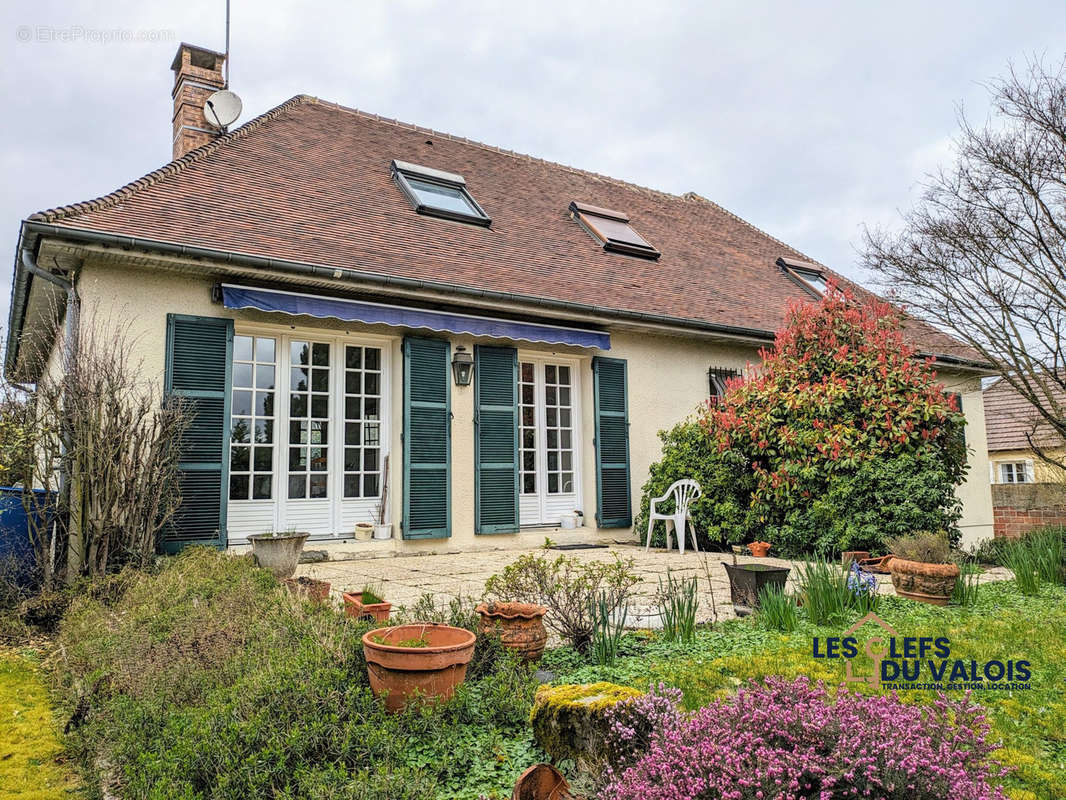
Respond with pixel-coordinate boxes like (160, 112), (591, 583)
(372, 524), (392, 540)
(354, 522), (374, 541)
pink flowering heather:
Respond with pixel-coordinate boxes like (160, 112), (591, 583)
(600, 677), (1008, 800)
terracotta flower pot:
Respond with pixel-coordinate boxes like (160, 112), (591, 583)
(841, 550), (870, 568)
(748, 541), (771, 558)
(362, 623), (477, 713)
(475, 601), (549, 662)
(284, 576), (331, 603)
(342, 591), (392, 622)
(887, 557), (960, 606)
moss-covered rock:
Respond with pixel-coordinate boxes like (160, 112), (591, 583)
(530, 682), (642, 766)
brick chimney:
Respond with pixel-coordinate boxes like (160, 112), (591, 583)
(171, 43), (227, 161)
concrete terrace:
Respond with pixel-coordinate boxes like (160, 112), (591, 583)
(289, 539), (1013, 624)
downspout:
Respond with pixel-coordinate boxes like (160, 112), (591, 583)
(19, 247), (83, 576)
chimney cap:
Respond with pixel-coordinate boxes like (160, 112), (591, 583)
(171, 42), (226, 72)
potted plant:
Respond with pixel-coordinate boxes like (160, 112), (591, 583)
(886, 531), (959, 606)
(748, 541), (772, 558)
(283, 575), (331, 603)
(362, 622), (477, 712)
(722, 549), (789, 616)
(343, 585), (392, 621)
(354, 521), (374, 541)
(474, 601), (549, 662)
(372, 456), (392, 540)
(247, 530), (310, 579)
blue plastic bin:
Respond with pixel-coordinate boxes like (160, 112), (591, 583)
(0, 487), (53, 589)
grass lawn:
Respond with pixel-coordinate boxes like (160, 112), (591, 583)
(0, 649), (80, 800)
(544, 580), (1066, 800)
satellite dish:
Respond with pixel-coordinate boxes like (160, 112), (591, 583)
(204, 89), (242, 129)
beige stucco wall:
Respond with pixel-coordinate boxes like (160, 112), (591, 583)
(66, 255), (994, 551)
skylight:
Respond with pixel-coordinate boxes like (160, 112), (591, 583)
(391, 160), (491, 227)
(569, 201), (661, 260)
(778, 257), (829, 296)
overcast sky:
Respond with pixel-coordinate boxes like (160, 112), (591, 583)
(4, 0), (1065, 329)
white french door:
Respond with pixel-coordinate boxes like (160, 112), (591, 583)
(227, 328), (391, 541)
(518, 357), (582, 526)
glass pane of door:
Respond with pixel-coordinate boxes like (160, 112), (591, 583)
(343, 345), (383, 498)
(288, 340), (331, 499)
(229, 335), (276, 501)
(519, 362), (537, 495)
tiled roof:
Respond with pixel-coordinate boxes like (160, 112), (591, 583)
(984, 379), (1066, 451)
(31, 95), (980, 361)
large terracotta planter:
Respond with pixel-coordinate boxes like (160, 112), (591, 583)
(362, 623), (476, 713)
(475, 602), (548, 662)
(343, 591), (392, 622)
(888, 557), (959, 606)
(248, 531), (309, 578)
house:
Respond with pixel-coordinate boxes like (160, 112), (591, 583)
(5, 44), (996, 554)
(983, 378), (1066, 538)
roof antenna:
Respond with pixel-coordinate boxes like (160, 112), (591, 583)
(203, 0), (242, 131)
(225, 0), (231, 88)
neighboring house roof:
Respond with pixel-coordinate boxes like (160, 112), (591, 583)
(984, 378), (1066, 452)
(16, 95), (983, 365)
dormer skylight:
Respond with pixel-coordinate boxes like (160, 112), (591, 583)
(778, 256), (829, 296)
(392, 160), (491, 227)
(569, 201), (661, 260)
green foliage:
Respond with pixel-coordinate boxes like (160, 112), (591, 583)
(887, 530), (953, 564)
(53, 549), (542, 800)
(777, 451), (964, 554)
(590, 591), (627, 666)
(634, 421), (757, 549)
(1001, 526), (1066, 597)
(656, 571), (698, 643)
(360, 584), (385, 605)
(756, 584), (799, 632)
(483, 553), (639, 651)
(794, 558), (878, 625)
(951, 561), (981, 607)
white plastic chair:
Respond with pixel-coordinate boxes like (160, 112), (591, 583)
(645, 479), (702, 555)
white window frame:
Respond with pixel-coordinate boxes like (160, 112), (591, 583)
(993, 460), (1034, 484)
(227, 323), (393, 540)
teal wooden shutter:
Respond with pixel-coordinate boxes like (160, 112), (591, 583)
(475, 345), (519, 534)
(593, 357), (632, 528)
(163, 314), (233, 552)
(403, 337), (451, 538)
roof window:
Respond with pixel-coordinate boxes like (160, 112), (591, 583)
(778, 257), (829, 296)
(392, 160), (491, 226)
(569, 201), (660, 260)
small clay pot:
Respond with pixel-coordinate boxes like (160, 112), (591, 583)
(476, 601), (549, 662)
(512, 763), (574, 800)
(841, 550), (870, 568)
(284, 576), (331, 603)
(748, 541), (771, 558)
(887, 557), (960, 606)
(343, 591), (392, 622)
(362, 623), (476, 713)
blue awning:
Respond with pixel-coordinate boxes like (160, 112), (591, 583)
(220, 284), (611, 350)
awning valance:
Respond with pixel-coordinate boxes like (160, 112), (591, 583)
(220, 284), (611, 350)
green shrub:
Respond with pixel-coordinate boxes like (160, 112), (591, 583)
(776, 451), (964, 555)
(1026, 526), (1065, 584)
(951, 561), (981, 607)
(54, 548), (542, 800)
(483, 552), (639, 652)
(887, 530), (952, 564)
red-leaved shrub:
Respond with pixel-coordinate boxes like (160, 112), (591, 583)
(602, 677), (1007, 800)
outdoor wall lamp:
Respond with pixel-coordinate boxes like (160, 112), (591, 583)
(451, 345), (473, 386)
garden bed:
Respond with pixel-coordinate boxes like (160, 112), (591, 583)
(36, 547), (1066, 799)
